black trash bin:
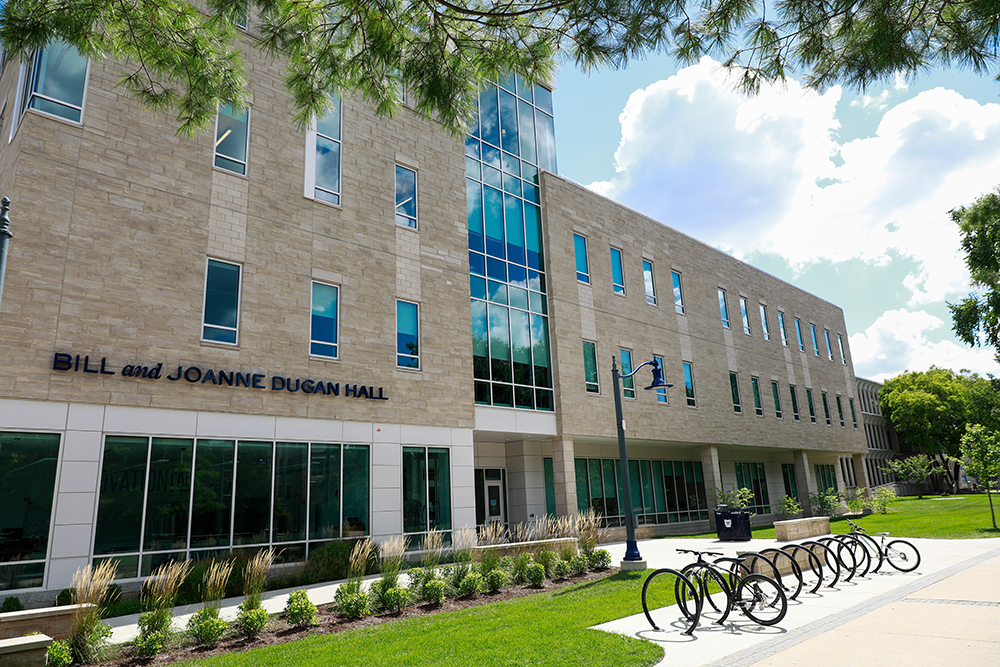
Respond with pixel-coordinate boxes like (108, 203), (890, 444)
(714, 506), (752, 541)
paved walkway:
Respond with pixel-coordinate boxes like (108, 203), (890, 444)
(595, 535), (1000, 667)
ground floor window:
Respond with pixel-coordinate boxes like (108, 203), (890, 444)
(0, 432), (60, 590)
(571, 457), (708, 525)
(781, 463), (798, 501)
(734, 462), (771, 514)
(92, 437), (369, 577)
(402, 447), (452, 545)
(815, 463), (838, 492)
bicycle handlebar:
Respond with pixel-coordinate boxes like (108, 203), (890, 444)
(676, 548), (723, 557)
(846, 518), (866, 532)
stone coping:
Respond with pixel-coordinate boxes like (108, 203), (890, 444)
(774, 516), (831, 541)
(0, 633), (54, 653)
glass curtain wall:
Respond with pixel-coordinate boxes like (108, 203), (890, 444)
(734, 462), (771, 514)
(0, 432), (60, 590)
(93, 436), (370, 577)
(403, 447), (452, 545)
(571, 457), (708, 526)
(467, 76), (556, 411)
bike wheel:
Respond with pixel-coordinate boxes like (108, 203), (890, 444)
(840, 534), (872, 578)
(644, 568), (702, 635)
(681, 564), (732, 623)
(760, 548), (803, 600)
(735, 573), (788, 626)
(853, 531), (885, 573)
(885, 540), (921, 572)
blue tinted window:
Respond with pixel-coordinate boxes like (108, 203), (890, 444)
(683, 362), (696, 407)
(610, 248), (625, 294)
(719, 289), (730, 327)
(24, 42), (88, 123)
(620, 349), (634, 399)
(203, 259), (240, 344)
(397, 300), (420, 369)
(310, 282), (339, 358)
(643, 261), (656, 305)
(672, 271), (684, 314)
(574, 234), (589, 283)
(395, 165), (417, 228)
(215, 102), (249, 174)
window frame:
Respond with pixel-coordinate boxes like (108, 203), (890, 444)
(17, 42), (90, 127)
(654, 355), (668, 403)
(304, 100), (343, 206)
(789, 385), (801, 421)
(730, 372), (742, 414)
(402, 446), (452, 536)
(849, 398), (858, 428)
(201, 258), (242, 345)
(671, 270), (685, 314)
(573, 233), (590, 284)
(214, 101), (250, 175)
(810, 324), (820, 356)
(777, 311), (788, 346)
(396, 299), (421, 370)
(682, 361), (696, 407)
(395, 164), (418, 229)
(739, 296), (752, 335)
(760, 304), (771, 341)
(582, 340), (599, 394)
(719, 288), (730, 328)
(751, 376), (763, 416)
(309, 281), (340, 359)
(610, 247), (626, 295)
(836, 395), (846, 427)
(822, 391), (832, 425)
(795, 318), (804, 351)
(825, 329), (834, 361)
(642, 260), (656, 305)
(806, 388), (817, 423)
(837, 334), (847, 364)
(771, 380), (782, 419)
(620, 349), (635, 399)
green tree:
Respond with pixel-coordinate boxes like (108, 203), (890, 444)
(950, 188), (1000, 363)
(881, 367), (1000, 492)
(881, 455), (935, 499)
(2, 0), (999, 137)
(954, 424), (1000, 530)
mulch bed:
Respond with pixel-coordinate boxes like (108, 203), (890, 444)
(98, 567), (617, 666)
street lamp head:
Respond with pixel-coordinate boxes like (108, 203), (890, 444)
(644, 358), (672, 391)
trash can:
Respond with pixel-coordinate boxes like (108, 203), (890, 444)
(714, 506), (752, 541)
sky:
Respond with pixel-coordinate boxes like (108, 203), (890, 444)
(550, 54), (1000, 383)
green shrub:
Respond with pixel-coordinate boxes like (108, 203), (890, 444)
(303, 539), (357, 584)
(775, 494), (803, 520)
(187, 607), (228, 647)
(135, 607), (172, 658)
(480, 548), (501, 574)
(47, 640), (73, 667)
(511, 553), (533, 584)
(133, 628), (167, 658)
(809, 489), (842, 517)
(139, 607), (172, 636)
(407, 566), (429, 591)
(497, 555), (515, 572)
(559, 543), (576, 562)
(381, 587), (409, 613)
(458, 572), (482, 597)
(589, 549), (612, 570)
(56, 588), (73, 606)
(526, 563), (546, 587)
(866, 487), (897, 514)
(553, 559), (571, 580)
(422, 578), (446, 604)
(69, 618), (112, 664)
(235, 602), (268, 639)
(569, 554), (589, 575)
(1, 596), (24, 612)
(483, 567), (507, 593)
(535, 550), (558, 577)
(284, 590), (319, 627)
(336, 591), (369, 618)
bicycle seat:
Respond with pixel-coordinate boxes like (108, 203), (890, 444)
(877, 532), (889, 536)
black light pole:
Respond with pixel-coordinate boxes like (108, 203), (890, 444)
(0, 198), (11, 312)
(612, 355), (671, 567)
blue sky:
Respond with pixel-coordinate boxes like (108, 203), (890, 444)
(550, 55), (1000, 382)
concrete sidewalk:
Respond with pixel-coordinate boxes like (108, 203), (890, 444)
(595, 536), (1000, 667)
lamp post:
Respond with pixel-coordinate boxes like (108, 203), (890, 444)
(0, 198), (11, 312)
(612, 355), (671, 570)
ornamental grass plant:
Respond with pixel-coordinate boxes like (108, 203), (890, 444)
(68, 560), (117, 663)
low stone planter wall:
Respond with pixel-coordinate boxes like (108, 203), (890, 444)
(0, 633), (54, 667)
(470, 537), (577, 561)
(774, 517), (830, 542)
(0, 603), (93, 641)
(599, 525), (656, 544)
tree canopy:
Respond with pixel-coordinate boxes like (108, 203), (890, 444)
(950, 188), (1000, 362)
(956, 424), (1000, 529)
(1, 0), (998, 136)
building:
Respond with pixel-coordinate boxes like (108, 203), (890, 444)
(856, 377), (902, 488)
(0, 32), (869, 597)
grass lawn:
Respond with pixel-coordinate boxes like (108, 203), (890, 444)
(173, 572), (665, 667)
(671, 493), (1000, 540)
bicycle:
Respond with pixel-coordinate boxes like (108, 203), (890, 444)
(673, 548), (733, 624)
(640, 567), (703, 635)
(708, 551), (788, 626)
(846, 518), (921, 572)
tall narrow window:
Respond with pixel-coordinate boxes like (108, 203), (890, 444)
(672, 271), (685, 314)
(751, 376), (763, 416)
(574, 234), (590, 283)
(719, 289), (730, 327)
(403, 447), (452, 535)
(810, 324), (820, 356)
(795, 318), (804, 351)
(740, 297), (751, 335)
(395, 165), (418, 228)
(806, 388), (817, 423)
(582, 340), (599, 393)
(642, 260), (656, 305)
(815, 464), (838, 492)
(620, 349), (635, 399)
(825, 329), (834, 361)
(396, 300), (420, 369)
(822, 392), (832, 425)
(849, 398), (858, 428)
(838, 334), (847, 364)
(682, 362), (696, 407)
(730, 372), (742, 413)
(214, 102), (249, 175)
(310, 282), (339, 358)
(19, 41), (89, 123)
(610, 247), (625, 294)
(654, 356), (667, 403)
(760, 304), (771, 341)
(836, 395), (846, 427)
(778, 311), (788, 346)
(771, 381), (782, 418)
(781, 463), (799, 500)
(306, 100), (342, 205)
(202, 259), (241, 344)
(734, 462), (770, 514)
(789, 385), (801, 421)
